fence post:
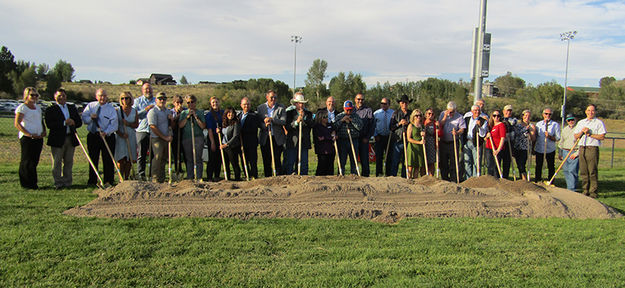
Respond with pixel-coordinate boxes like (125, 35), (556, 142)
(611, 138), (615, 168)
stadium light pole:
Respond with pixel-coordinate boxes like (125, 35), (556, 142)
(560, 30), (576, 128)
(291, 35), (302, 93)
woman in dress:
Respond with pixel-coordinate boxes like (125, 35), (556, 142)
(423, 108), (439, 176)
(218, 107), (241, 181)
(485, 110), (507, 177)
(406, 109), (425, 179)
(514, 109), (536, 181)
(14, 87), (45, 189)
(114, 91), (138, 180)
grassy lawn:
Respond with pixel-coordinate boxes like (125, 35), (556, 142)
(2, 115), (625, 286)
(1, 161), (625, 286)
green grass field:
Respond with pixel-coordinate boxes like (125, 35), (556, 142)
(2, 115), (625, 286)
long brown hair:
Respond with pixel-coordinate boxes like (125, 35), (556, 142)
(222, 107), (238, 128)
(489, 109), (502, 130)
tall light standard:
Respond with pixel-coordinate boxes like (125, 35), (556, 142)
(291, 35), (302, 93)
(560, 30), (576, 128)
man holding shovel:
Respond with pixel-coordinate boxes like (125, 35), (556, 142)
(147, 92), (173, 183)
(336, 100), (363, 175)
(284, 92), (313, 175)
(574, 104), (606, 198)
(534, 108), (560, 183)
(558, 114), (579, 191)
(82, 89), (118, 186)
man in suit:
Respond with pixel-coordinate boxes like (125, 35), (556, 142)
(257, 90), (286, 177)
(239, 97), (261, 179)
(45, 88), (83, 189)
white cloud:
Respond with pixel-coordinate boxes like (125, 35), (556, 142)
(0, 0), (623, 87)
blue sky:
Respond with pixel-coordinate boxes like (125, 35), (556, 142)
(1, 0), (624, 88)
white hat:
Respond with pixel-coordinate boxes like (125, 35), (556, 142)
(290, 93), (308, 104)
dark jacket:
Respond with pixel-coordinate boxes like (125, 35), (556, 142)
(286, 108), (313, 149)
(45, 103), (82, 147)
(313, 123), (334, 155)
(222, 122), (241, 150)
(389, 109), (411, 141)
(238, 111), (261, 149)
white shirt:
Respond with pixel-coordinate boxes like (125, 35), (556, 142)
(574, 118), (606, 147)
(58, 103), (70, 133)
(15, 103), (43, 138)
(534, 120), (561, 154)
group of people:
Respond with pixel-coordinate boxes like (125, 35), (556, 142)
(14, 85), (606, 198)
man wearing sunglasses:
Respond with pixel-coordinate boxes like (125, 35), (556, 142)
(534, 108), (560, 183)
(354, 93), (374, 177)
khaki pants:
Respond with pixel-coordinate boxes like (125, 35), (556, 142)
(151, 137), (169, 182)
(51, 135), (75, 188)
(579, 146), (599, 197)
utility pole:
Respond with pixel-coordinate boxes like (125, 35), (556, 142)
(291, 35), (302, 94)
(560, 31), (577, 128)
(472, 0), (487, 103)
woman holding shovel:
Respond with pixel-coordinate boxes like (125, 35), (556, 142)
(217, 107), (241, 181)
(484, 110), (506, 178)
(406, 110), (425, 179)
(114, 92), (138, 180)
(178, 95), (205, 180)
(513, 109), (536, 181)
(423, 108), (439, 176)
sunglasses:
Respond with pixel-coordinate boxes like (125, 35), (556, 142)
(30, 94), (39, 97)
(356, 98), (364, 101)
(187, 101), (195, 104)
(492, 114), (501, 118)
(380, 102), (388, 105)
(544, 113), (552, 115)
(567, 119), (575, 122)
(121, 97), (131, 100)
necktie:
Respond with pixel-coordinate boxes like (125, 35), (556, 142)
(89, 105), (101, 133)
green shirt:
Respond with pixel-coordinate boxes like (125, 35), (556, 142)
(179, 109), (205, 138)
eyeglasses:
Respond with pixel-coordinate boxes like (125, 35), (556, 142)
(544, 113), (552, 115)
(380, 102), (388, 105)
(187, 101), (195, 104)
(356, 98), (364, 101)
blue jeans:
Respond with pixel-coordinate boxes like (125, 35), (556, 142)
(390, 141), (407, 178)
(561, 149), (579, 191)
(283, 147), (309, 175)
(338, 138), (359, 175)
(463, 140), (479, 179)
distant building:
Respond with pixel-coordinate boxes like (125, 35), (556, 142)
(567, 86), (600, 98)
(198, 81), (217, 84)
(482, 82), (499, 97)
(149, 74), (177, 85)
(78, 80), (92, 84)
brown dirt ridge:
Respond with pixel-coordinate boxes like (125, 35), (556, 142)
(64, 175), (621, 223)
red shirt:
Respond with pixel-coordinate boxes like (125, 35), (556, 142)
(485, 122), (506, 149)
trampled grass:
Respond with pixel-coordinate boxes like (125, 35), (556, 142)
(1, 162), (625, 287)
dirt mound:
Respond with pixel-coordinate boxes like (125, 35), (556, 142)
(64, 175), (621, 223)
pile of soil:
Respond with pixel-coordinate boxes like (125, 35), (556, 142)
(64, 175), (621, 223)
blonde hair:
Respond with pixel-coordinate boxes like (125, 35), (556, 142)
(119, 91), (133, 106)
(23, 87), (38, 101)
(410, 109), (422, 125)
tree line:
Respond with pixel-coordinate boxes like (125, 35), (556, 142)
(0, 46), (74, 99)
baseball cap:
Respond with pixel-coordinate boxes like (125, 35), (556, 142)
(343, 100), (354, 110)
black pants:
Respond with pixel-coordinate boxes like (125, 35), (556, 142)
(535, 151), (555, 182)
(242, 144), (258, 179)
(136, 131), (151, 178)
(19, 137), (43, 189)
(206, 147), (221, 181)
(375, 135), (392, 176)
(260, 139), (283, 177)
(316, 153), (334, 176)
(439, 141), (460, 182)
(501, 144), (512, 179)
(172, 128), (185, 174)
(357, 138), (370, 177)
(486, 148), (504, 177)
(88, 132), (116, 185)
(224, 147), (241, 180)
